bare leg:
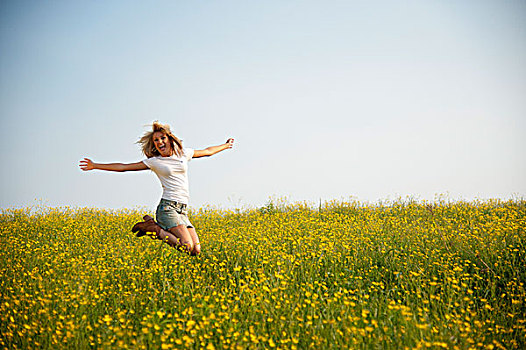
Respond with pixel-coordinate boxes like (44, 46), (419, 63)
(187, 227), (201, 256)
(165, 226), (200, 255)
(156, 229), (181, 247)
(169, 225), (194, 254)
(132, 217), (200, 255)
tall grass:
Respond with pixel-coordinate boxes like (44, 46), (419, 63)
(1, 199), (525, 349)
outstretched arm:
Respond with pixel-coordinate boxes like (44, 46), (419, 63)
(193, 138), (234, 158)
(79, 158), (148, 172)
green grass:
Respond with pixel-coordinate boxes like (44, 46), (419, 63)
(1, 199), (525, 349)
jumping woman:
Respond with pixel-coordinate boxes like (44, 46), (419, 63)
(79, 121), (234, 255)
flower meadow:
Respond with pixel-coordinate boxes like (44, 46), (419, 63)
(1, 199), (525, 349)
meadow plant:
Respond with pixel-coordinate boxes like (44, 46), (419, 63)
(0, 199), (524, 349)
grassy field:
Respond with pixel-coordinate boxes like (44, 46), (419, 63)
(1, 198), (525, 349)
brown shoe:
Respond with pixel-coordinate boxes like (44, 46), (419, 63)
(142, 215), (155, 223)
(132, 215), (163, 237)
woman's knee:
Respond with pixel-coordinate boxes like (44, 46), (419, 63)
(179, 240), (194, 253)
(191, 243), (201, 256)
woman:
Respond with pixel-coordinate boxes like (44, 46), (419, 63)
(79, 121), (234, 255)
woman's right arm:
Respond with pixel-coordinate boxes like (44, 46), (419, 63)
(79, 158), (148, 172)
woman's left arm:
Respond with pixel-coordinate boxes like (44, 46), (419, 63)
(193, 138), (234, 158)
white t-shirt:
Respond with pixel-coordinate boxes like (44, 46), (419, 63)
(142, 148), (194, 204)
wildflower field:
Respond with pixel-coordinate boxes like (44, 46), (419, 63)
(1, 199), (525, 349)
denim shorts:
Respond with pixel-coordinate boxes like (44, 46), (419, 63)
(155, 199), (193, 230)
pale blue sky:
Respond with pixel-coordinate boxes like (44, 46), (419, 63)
(1, 0), (525, 210)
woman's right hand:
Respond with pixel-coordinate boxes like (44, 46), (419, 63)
(79, 158), (95, 171)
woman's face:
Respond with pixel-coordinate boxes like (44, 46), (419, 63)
(153, 131), (173, 157)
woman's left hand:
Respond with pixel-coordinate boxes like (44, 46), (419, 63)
(226, 138), (234, 148)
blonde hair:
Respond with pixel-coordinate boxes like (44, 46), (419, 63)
(137, 121), (183, 158)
